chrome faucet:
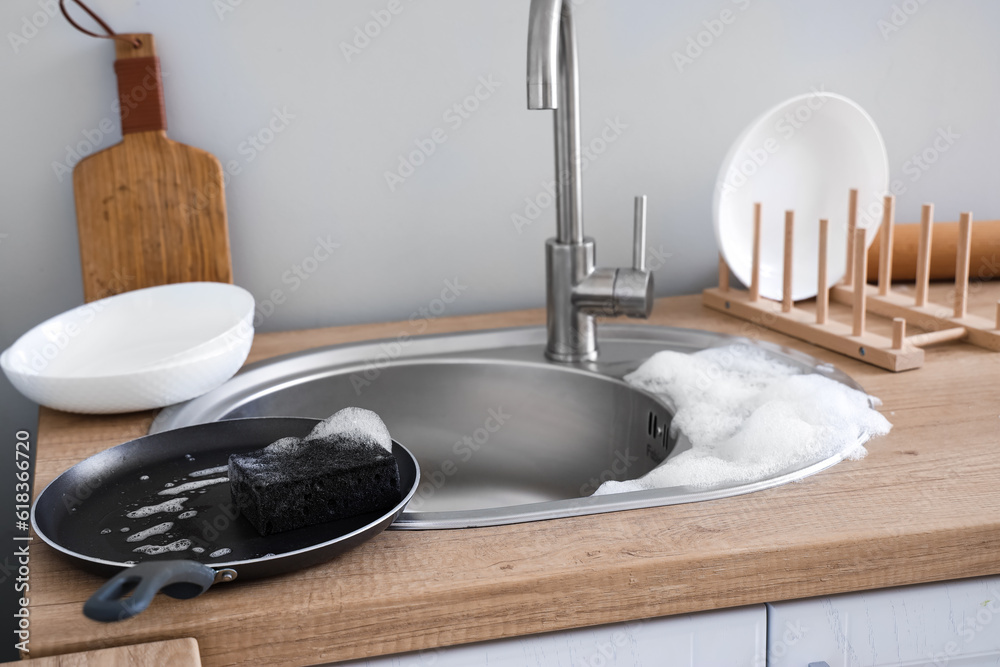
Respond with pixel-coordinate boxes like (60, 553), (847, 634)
(527, 0), (654, 363)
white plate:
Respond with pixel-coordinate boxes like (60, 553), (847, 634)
(1, 282), (255, 414)
(713, 91), (889, 301)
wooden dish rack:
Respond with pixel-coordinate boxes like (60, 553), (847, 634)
(702, 190), (1000, 372)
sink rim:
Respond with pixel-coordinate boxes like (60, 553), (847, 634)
(151, 324), (867, 529)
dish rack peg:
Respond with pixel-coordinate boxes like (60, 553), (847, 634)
(844, 188), (858, 287)
(878, 195), (896, 296)
(891, 318), (906, 350)
(852, 227), (867, 336)
(749, 202), (762, 301)
(954, 212), (973, 318)
(914, 203), (934, 307)
(782, 211), (794, 313)
(816, 218), (829, 325)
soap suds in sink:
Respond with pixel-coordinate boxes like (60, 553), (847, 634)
(594, 344), (891, 494)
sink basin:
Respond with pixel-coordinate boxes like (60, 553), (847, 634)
(152, 325), (862, 529)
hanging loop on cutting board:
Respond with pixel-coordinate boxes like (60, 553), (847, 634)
(59, 1), (166, 133)
(59, 0), (141, 49)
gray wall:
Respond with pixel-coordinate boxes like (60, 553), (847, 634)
(3, 1), (997, 351)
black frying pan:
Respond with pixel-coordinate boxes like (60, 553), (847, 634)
(31, 417), (419, 622)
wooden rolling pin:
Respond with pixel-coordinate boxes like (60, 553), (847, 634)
(867, 219), (1000, 282)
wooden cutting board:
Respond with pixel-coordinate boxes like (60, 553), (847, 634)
(6, 637), (201, 665)
(73, 34), (232, 303)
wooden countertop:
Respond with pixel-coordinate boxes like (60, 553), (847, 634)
(28, 286), (1000, 666)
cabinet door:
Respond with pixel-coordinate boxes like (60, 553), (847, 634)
(331, 604), (766, 666)
(767, 575), (1000, 666)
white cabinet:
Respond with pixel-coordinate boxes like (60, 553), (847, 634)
(332, 604), (766, 667)
(329, 576), (1000, 666)
(766, 575), (1000, 667)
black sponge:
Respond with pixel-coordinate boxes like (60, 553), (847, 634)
(229, 432), (401, 536)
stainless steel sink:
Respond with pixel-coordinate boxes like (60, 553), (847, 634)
(151, 325), (861, 529)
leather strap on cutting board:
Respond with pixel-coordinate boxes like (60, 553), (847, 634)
(72, 33), (233, 302)
(114, 54), (166, 134)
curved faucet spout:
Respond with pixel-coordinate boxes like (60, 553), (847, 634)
(526, 0), (582, 245)
(526, 0), (561, 109)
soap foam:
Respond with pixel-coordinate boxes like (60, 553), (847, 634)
(305, 407), (392, 453)
(126, 521), (173, 543)
(594, 344), (891, 494)
(133, 539), (192, 555)
(190, 465), (228, 478)
(126, 497), (189, 519)
(157, 478), (228, 496)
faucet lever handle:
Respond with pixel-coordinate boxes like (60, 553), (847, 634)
(632, 195), (648, 271)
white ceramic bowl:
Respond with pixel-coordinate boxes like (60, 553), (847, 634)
(713, 91), (889, 301)
(1, 282), (255, 414)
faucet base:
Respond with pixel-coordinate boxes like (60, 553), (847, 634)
(545, 238), (599, 362)
(545, 345), (599, 364)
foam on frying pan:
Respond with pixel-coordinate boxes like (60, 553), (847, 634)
(156, 477), (228, 496)
(125, 521), (174, 543)
(133, 539), (192, 555)
(125, 497), (189, 518)
(189, 465), (228, 478)
(594, 344), (891, 494)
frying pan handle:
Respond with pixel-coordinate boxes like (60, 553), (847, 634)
(84, 560), (217, 622)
